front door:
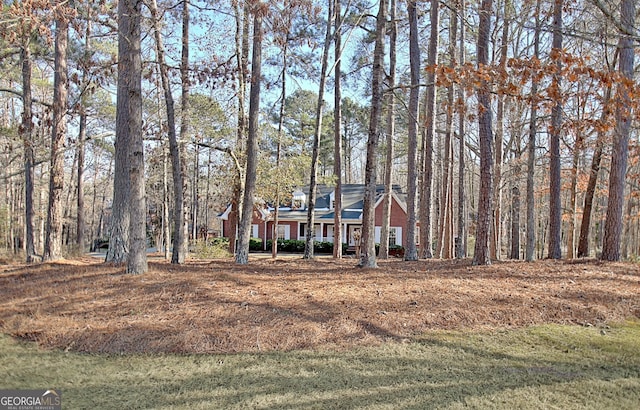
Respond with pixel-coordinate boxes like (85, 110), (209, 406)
(348, 225), (362, 247)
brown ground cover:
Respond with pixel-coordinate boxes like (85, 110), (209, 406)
(0, 255), (638, 354)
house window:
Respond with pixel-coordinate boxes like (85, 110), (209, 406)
(277, 225), (286, 240)
(292, 190), (306, 210)
(389, 227), (397, 246)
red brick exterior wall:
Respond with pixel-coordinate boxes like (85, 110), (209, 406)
(374, 196), (406, 226)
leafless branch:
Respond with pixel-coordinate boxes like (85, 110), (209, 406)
(196, 141), (243, 180)
(0, 87), (52, 108)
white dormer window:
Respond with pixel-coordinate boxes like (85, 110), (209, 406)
(292, 190), (306, 210)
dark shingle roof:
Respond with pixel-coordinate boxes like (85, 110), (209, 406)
(299, 184), (405, 209)
(319, 210), (363, 220)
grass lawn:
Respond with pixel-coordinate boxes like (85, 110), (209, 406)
(1, 320), (638, 409)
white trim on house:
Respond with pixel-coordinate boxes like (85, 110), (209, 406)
(218, 204), (232, 220)
(373, 190), (407, 214)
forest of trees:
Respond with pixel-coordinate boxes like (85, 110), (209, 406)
(0, 0), (638, 270)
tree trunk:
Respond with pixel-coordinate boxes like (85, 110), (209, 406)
(163, 147), (170, 259)
(601, 0), (635, 261)
(2, 156), (12, 252)
(77, 104), (86, 253)
(509, 127), (522, 258)
(304, 0), (334, 260)
(455, 0), (467, 259)
(123, 0), (147, 274)
(149, 0), (188, 264)
(566, 133), (581, 259)
(577, 145), (604, 258)
(21, 44), (36, 263)
(38, 189), (45, 252)
(179, 0), (191, 260)
(525, 0), (541, 262)
(359, 0), (386, 268)
(510, 186), (520, 259)
(344, 124), (352, 184)
(236, 5), (263, 265)
(107, 0), (135, 264)
(491, 0), (510, 261)
(472, 0), (493, 266)
(191, 140), (200, 243)
(333, 0), (343, 259)
(379, 0), (396, 260)
(63, 149), (78, 247)
(621, 195), (634, 259)
(438, 1), (457, 260)
(577, 81), (609, 258)
(547, 0), (563, 260)
(272, 42), (287, 259)
(204, 148), (213, 236)
(419, 0), (439, 259)
(404, 0), (420, 261)
(230, 0), (250, 255)
(43, 12), (68, 262)
(76, 9), (91, 254)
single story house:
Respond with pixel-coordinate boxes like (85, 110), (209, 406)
(218, 184), (411, 248)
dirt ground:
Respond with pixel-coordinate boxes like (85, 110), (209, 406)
(0, 255), (638, 354)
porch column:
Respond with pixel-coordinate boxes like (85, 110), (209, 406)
(264, 221), (268, 251)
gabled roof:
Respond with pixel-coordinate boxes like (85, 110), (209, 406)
(302, 183), (407, 211)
